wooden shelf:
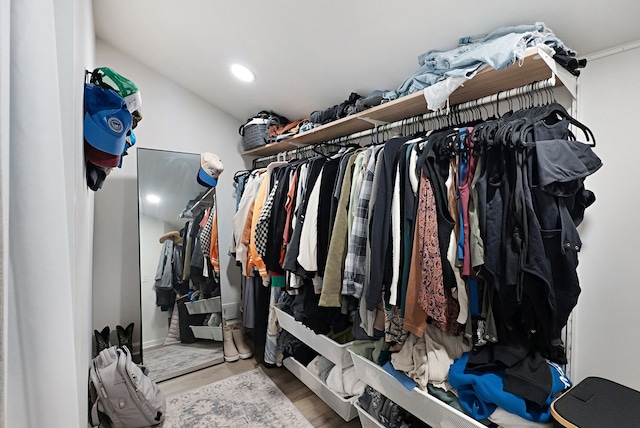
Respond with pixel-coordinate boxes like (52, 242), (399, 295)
(242, 47), (571, 157)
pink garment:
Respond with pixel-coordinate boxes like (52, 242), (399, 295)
(458, 129), (478, 277)
(281, 169), (299, 267)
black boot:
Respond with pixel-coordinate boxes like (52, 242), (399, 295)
(94, 326), (111, 356)
(116, 322), (134, 352)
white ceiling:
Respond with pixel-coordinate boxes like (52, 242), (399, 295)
(93, 0), (640, 123)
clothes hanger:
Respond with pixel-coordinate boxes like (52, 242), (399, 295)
(494, 91), (504, 119)
(312, 144), (332, 159)
(544, 103), (596, 146)
(233, 169), (251, 183)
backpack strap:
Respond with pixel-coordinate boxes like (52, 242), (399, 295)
(89, 347), (122, 427)
(90, 399), (100, 427)
(88, 371), (100, 427)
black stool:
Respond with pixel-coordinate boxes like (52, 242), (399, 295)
(552, 376), (640, 427)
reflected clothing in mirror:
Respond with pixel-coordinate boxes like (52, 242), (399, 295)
(154, 237), (184, 311)
(178, 205), (221, 302)
(138, 149), (225, 380)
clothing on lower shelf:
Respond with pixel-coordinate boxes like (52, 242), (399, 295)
(449, 352), (571, 423)
(358, 385), (426, 428)
(306, 355), (366, 398)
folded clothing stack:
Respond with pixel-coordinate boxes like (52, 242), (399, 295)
(308, 90), (387, 127)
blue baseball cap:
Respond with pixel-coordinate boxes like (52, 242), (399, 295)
(196, 152), (224, 188)
(197, 168), (217, 187)
(83, 83), (132, 156)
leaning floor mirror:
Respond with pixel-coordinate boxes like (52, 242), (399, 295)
(137, 148), (224, 383)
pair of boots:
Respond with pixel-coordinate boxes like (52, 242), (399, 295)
(94, 323), (134, 357)
(223, 325), (252, 362)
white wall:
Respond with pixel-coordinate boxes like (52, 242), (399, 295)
(92, 40), (250, 354)
(573, 45), (640, 389)
(3, 0), (94, 425)
(0, 0), (9, 424)
(61, 0), (96, 419)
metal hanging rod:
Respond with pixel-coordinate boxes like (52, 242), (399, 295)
(252, 76), (557, 167)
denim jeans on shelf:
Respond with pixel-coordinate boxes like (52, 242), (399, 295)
(385, 22), (575, 101)
(386, 31), (529, 100)
(418, 31), (529, 78)
(458, 22), (546, 45)
(459, 22), (574, 55)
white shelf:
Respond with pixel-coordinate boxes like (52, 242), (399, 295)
(190, 325), (222, 341)
(274, 306), (353, 368)
(349, 348), (485, 428)
(185, 296), (222, 314)
(283, 357), (359, 422)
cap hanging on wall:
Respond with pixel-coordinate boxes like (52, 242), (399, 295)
(91, 67), (142, 117)
(84, 140), (121, 168)
(197, 152), (224, 188)
(83, 83), (133, 156)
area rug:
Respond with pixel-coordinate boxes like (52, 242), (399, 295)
(163, 367), (313, 428)
(144, 344), (224, 382)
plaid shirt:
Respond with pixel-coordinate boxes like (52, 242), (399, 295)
(342, 146), (382, 298)
(255, 180), (278, 258)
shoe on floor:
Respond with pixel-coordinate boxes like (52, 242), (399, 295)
(231, 326), (252, 359)
(223, 326), (239, 362)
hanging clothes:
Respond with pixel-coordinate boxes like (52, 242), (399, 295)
(320, 148), (366, 307)
(231, 99), (601, 414)
(366, 136), (412, 311)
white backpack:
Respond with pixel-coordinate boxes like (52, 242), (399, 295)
(89, 346), (166, 427)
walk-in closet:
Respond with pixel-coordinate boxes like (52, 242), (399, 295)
(4, 1), (640, 427)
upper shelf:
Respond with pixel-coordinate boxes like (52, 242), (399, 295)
(242, 46), (576, 157)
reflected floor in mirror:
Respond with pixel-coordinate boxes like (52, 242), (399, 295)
(144, 341), (224, 383)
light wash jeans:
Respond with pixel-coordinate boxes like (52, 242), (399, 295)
(385, 22), (574, 101)
(386, 32), (528, 100)
(458, 22), (574, 55)
(458, 22), (546, 45)
(263, 286), (283, 365)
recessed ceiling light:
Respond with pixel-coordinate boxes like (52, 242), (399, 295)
(146, 194), (161, 204)
(230, 63), (255, 82)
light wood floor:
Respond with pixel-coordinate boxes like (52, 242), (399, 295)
(157, 357), (361, 428)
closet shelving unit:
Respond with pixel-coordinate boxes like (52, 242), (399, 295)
(255, 45), (578, 427)
(242, 46), (576, 157)
(180, 187), (224, 341)
(187, 297), (222, 341)
(349, 349), (484, 428)
(275, 306), (358, 421)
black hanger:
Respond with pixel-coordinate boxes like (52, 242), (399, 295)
(312, 145), (331, 159)
(543, 102), (596, 146)
(233, 169), (251, 183)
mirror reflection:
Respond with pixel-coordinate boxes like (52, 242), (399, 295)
(137, 148), (224, 382)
